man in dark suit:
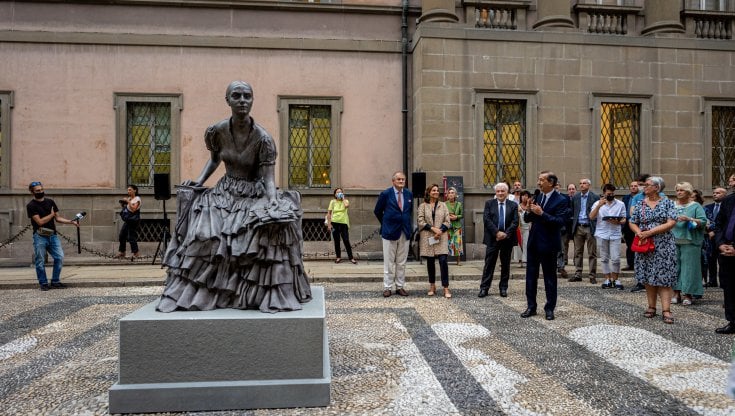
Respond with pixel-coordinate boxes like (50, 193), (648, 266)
(621, 180), (639, 271)
(704, 187), (727, 288)
(374, 171), (413, 298)
(479, 182), (519, 298)
(522, 171), (571, 321)
(570, 178), (599, 283)
(714, 192), (735, 334)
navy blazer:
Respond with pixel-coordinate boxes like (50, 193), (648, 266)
(704, 202), (719, 232)
(483, 198), (519, 246)
(571, 191), (599, 234)
(715, 193), (735, 247)
(524, 190), (571, 253)
(374, 187), (413, 240)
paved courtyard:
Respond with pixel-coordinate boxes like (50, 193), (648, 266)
(1, 278), (734, 415)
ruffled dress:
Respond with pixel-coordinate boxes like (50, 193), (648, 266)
(156, 119), (312, 313)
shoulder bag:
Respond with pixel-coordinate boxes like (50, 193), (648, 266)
(631, 201), (655, 253)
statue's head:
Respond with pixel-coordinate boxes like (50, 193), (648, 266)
(225, 81), (254, 115)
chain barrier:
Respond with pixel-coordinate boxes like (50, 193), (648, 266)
(302, 228), (381, 259)
(56, 230), (159, 262)
(3, 223), (380, 261)
(0, 224), (33, 249)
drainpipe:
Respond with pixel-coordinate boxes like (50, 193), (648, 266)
(401, 0), (409, 176)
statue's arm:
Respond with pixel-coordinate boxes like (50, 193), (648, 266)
(189, 151), (220, 186)
(260, 162), (277, 204)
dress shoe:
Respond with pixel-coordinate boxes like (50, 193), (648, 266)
(715, 323), (735, 334)
(704, 282), (717, 288)
(568, 274), (582, 282)
(558, 268), (568, 279)
(630, 282), (645, 293)
(39, 284), (50, 291)
(396, 288), (409, 297)
(500, 289), (508, 298)
(478, 289), (489, 298)
(382, 290), (392, 297)
(50, 282), (67, 289)
(520, 308), (537, 318)
(589, 275), (597, 284)
(545, 310), (555, 320)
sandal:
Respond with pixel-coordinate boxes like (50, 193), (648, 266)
(662, 310), (674, 324)
(350, 259), (358, 264)
(682, 297), (693, 306)
(443, 287), (452, 299)
(114, 252), (126, 259)
(334, 258), (342, 264)
(643, 307), (657, 318)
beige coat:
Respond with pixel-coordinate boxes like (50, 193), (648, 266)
(417, 200), (451, 257)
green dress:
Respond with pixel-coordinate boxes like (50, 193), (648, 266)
(672, 201), (707, 296)
(446, 200), (463, 256)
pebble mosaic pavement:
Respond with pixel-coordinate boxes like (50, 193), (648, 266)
(1, 280), (734, 415)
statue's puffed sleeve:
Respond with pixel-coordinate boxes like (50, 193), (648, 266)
(259, 134), (277, 166)
(204, 125), (219, 152)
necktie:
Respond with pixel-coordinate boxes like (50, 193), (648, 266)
(714, 203), (720, 219)
(726, 204), (735, 241)
(397, 192), (402, 211)
(540, 194), (547, 208)
(499, 202), (505, 231)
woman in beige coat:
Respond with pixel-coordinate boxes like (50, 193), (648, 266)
(418, 184), (452, 298)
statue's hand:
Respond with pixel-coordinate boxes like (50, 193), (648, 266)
(181, 179), (199, 187)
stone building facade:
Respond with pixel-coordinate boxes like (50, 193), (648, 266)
(0, 0), (734, 260)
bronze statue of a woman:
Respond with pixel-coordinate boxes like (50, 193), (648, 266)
(157, 81), (312, 313)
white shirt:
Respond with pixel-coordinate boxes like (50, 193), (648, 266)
(591, 199), (626, 240)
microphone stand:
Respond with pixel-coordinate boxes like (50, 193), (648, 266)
(76, 222), (81, 254)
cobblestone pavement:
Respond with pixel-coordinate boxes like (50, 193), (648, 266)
(1, 280), (734, 415)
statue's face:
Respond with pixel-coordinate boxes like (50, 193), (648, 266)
(227, 84), (253, 115)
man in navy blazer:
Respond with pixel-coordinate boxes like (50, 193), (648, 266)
(704, 187), (727, 288)
(522, 171), (571, 320)
(374, 171), (413, 297)
(714, 191), (735, 334)
(479, 182), (519, 298)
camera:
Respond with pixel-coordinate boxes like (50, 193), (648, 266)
(119, 199), (127, 205)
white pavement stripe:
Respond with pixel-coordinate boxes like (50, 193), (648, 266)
(569, 324), (735, 415)
(0, 336), (37, 360)
(433, 323), (543, 416)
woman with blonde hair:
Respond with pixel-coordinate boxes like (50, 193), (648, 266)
(418, 184), (452, 298)
(445, 187), (464, 265)
(671, 182), (706, 305)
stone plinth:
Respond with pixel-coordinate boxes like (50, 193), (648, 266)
(108, 287), (330, 414)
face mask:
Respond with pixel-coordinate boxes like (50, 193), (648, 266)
(337, 192), (344, 199)
(605, 194), (614, 201)
(34, 192), (45, 199)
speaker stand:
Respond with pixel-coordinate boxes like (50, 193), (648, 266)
(152, 200), (170, 266)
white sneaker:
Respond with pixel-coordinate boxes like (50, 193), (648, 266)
(671, 297), (679, 304)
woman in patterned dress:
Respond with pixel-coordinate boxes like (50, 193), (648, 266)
(446, 187), (464, 266)
(629, 176), (677, 324)
(156, 81), (312, 313)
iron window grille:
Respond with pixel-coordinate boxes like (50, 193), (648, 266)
(712, 106), (735, 187)
(482, 99), (526, 187)
(288, 105), (331, 189)
(127, 102), (172, 188)
(600, 102), (640, 189)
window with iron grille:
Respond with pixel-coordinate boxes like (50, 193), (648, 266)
(712, 106), (735, 187)
(302, 218), (331, 241)
(482, 99), (526, 187)
(0, 91), (11, 188)
(278, 97), (343, 190)
(135, 218), (171, 242)
(115, 94), (181, 189)
(600, 102), (640, 189)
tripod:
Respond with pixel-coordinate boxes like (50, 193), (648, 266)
(152, 199), (170, 266)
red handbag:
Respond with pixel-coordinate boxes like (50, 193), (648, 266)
(631, 235), (655, 253)
(632, 201), (655, 253)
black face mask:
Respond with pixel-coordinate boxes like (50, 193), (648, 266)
(34, 192), (45, 199)
(605, 194), (614, 202)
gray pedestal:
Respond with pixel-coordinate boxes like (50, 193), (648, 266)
(108, 287), (330, 414)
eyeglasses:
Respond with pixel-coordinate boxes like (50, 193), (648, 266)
(643, 183), (655, 188)
(29, 181), (42, 187)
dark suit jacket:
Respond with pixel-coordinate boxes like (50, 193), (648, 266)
(524, 190), (571, 253)
(483, 198), (519, 246)
(374, 187), (413, 241)
(715, 193), (735, 248)
(571, 191), (599, 234)
(704, 202), (719, 233)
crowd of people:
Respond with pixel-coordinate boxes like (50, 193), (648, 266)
(370, 170), (735, 332)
